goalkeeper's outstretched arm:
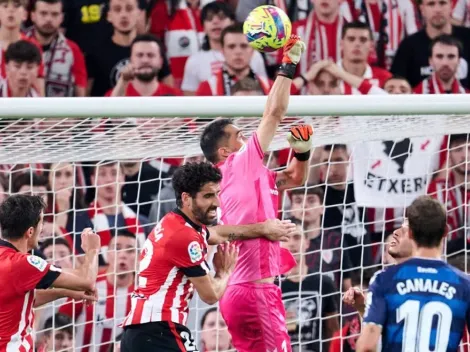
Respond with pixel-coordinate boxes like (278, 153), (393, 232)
(256, 35), (306, 152)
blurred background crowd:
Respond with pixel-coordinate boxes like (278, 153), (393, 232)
(1, 0), (470, 351)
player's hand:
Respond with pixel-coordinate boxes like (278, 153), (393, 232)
(66, 289), (98, 306)
(287, 124), (314, 153)
(213, 242), (239, 276)
(80, 228), (101, 253)
(343, 287), (366, 311)
(282, 35), (306, 65)
(263, 219), (297, 242)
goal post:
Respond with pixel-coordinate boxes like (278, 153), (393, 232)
(1, 95), (470, 352)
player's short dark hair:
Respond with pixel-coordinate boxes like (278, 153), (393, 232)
(341, 20), (373, 40)
(172, 162), (222, 207)
(200, 118), (234, 164)
(5, 40), (41, 65)
(221, 23), (243, 47)
(406, 195), (447, 248)
(32, 0), (62, 11)
(290, 186), (324, 204)
(44, 313), (73, 336)
(39, 237), (72, 254)
(429, 34), (463, 58)
(130, 34), (163, 55)
(0, 194), (46, 240)
(12, 172), (49, 194)
(231, 77), (263, 95)
(449, 134), (469, 147)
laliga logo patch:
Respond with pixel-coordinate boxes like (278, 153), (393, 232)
(27, 255), (47, 272)
(188, 241), (203, 263)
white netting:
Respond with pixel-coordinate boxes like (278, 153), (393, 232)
(1, 95), (470, 352)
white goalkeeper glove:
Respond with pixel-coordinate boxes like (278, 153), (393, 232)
(287, 125), (314, 157)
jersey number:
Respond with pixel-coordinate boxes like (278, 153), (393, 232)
(180, 331), (198, 352)
(80, 5), (101, 23)
(397, 300), (452, 352)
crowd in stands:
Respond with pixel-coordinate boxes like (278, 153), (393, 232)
(1, 0), (470, 351)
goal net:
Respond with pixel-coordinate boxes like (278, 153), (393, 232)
(1, 95), (470, 352)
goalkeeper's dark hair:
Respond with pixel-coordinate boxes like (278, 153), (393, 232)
(405, 195), (447, 248)
(172, 162), (222, 207)
(449, 133), (469, 146)
(5, 40), (41, 65)
(200, 118), (234, 163)
(0, 194), (46, 240)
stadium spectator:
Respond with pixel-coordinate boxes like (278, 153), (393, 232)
(391, 0), (470, 88)
(320, 144), (373, 270)
(37, 313), (74, 352)
(303, 60), (342, 95)
(338, 21), (391, 94)
(280, 216), (339, 352)
(0, 173), (8, 203)
(71, 161), (149, 265)
(1, 40), (41, 97)
(26, 0), (87, 97)
(108, 34), (183, 97)
(292, 0), (351, 84)
(199, 307), (232, 352)
(349, 0), (418, 69)
(0, 0), (45, 95)
(452, 0), (470, 26)
(231, 76), (264, 95)
(60, 231), (136, 352)
(61, 0), (147, 58)
(121, 160), (168, 218)
(148, 0), (207, 88)
(236, 0), (311, 23)
(181, 1), (267, 95)
(428, 133), (470, 254)
(287, 187), (354, 289)
(414, 34), (469, 93)
(196, 23), (272, 96)
(44, 162), (86, 240)
(86, 0), (174, 97)
(35, 237), (73, 332)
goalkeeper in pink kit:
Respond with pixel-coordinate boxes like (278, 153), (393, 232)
(199, 35), (310, 352)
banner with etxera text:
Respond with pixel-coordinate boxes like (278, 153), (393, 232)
(352, 137), (443, 208)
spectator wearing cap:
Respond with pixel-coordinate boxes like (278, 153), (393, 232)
(196, 23), (272, 96)
(86, 0), (173, 97)
(391, 0), (470, 88)
(181, 1), (267, 95)
(107, 34), (183, 97)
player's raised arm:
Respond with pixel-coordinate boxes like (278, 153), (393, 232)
(256, 35), (306, 152)
(208, 218), (297, 245)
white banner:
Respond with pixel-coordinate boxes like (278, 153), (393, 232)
(352, 136), (443, 208)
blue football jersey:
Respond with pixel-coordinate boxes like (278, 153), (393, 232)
(363, 258), (470, 352)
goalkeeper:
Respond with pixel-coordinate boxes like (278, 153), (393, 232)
(199, 35), (310, 352)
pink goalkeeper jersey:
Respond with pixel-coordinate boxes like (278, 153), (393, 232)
(217, 132), (296, 285)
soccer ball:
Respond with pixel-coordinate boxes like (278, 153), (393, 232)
(243, 5), (292, 53)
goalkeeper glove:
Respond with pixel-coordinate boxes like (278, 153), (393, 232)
(278, 35), (306, 79)
(287, 125), (314, 161)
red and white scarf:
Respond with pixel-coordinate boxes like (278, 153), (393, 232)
(88, 201), (146, 254)
(300, 11), (347, 75)
(417, 74), (467, 94)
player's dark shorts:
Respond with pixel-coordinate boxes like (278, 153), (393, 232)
(121, 321), (199, 352)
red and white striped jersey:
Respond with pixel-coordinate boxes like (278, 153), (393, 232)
(59, 273), (133, 352)
(428, 172), (470, 242)
(122, 209), (210, 328)
(0, 239), (61, 352)
(338, 60), (392, 94)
